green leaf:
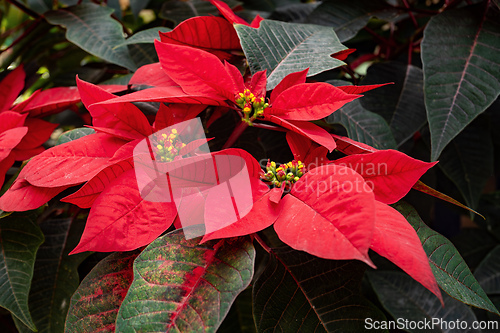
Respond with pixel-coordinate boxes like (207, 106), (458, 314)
(218, 288), (256, 333)
(475, 245), (500, 295)
(130, 0), (152, 17)
(0, 211), (44, 331)
(27, 0), (51, 14)
(56, 128), (95, 146)
(115, 27), (172, 47)
(253, 246), (387, 332)
(65, 251), (140, 333)
(45, 3), (137, 71)
(368, 271), (479, 333)
(305, 0), (401, 42)
(159, 0), (241, 25)
(268, 3), (319, 23)
(437, 117), (494, 210)
(326, 99), (397, 149)
(394, 202), (499, 315)
(360, 62), (427, 147)
(13, 217), (89, 333)
(116, 229), (255, 332)
(421, 3), (500, 161)
(235, 20), (347, 90)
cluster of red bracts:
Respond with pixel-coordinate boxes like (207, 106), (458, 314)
(0, 0), (442, 303)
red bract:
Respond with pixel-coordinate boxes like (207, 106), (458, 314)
(204, 136), (442, 302)
(0, 66), (57, 185)
(100, 43), (384, 151)
(158, 0), (262, 61)
(0, 78), (267, 254)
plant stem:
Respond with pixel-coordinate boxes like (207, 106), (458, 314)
(254, 234), (271, 254)
(6, 0), (42, 19)
(222, 120), (249, 149)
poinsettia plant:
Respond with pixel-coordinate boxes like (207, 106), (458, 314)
(1, 0), (499, 332)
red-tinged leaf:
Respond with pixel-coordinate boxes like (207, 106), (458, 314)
(371, 202), (442, 302)
(208, 0), (250, 25)
(202, 180), (278, 242)
(274, 164), (376, 265)
(97, 86), (227, 106)
(332, 133), (377, 154)
(286, 131), (312, 162)
(0, 66), (24, 112)
(332, 48), (356, 61)
(129, 62), (178, 87)
(13, 85), (126, 118)
(154, 103), (206, 131)
(87, 125), (142, 142)
(154, 41), (237, 100)
(250, 14), (264, 28)
(115, 231), (254, 332)
(266, 115), (336, 151)
(269, 83), (360, 120)
(269, 186), (284, 204)
(70, 170), (177, 254)
(159, 16), (241, 54)
(412, 180), (483, 218)
(248, 70), (267, 98)
(19, 133), (126, 188)
(16, 119), (58, 150)
(108, 140), (138, 164)
(62, 159), (134, 208)
(65, 251), (139, 333)
(270, 69), (308, 103)
(224, 61), (246, 94)
(77, 78), (152, 140)
(334, 150), (437, 204)
(336, 82), (392, 94)
(11, 147), (45, 162)
(0, 127), (28, 161)
(0, 111), (27, 133)
(0, 154), (15, 185)
(0, 180), (71, 212)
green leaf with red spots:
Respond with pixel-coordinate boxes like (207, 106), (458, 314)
(65, 250), (140, 333)
(115, 229), (255, 332)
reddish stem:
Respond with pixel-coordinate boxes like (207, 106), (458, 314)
(1, 18), (42, 53)
(222, 120), (249, 149)
(402, 0), (419, 29)
(254, 233), (271, 254)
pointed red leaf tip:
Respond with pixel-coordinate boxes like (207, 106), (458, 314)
(274, 164), (376, 267)
(159, 16), (241, 57)
(76, 77), (152, 140)
(0, 179), (71, 212)
(371, 202), (442, 303)
(0, 65), (25, 112)
(248, 70), (267, 98)
(69, 170), (177, 254)
(208, 0), (252, 26)
(267, 116), (336, 152)
(0, 127), (28, 161)
(336, 82), (393, 95)
(334, 150), (437, 204)
(268, 83), (360, 121)
(331, 134), (377, 155)
(331, 48), (356, 61)
(154, 41), (238, 101)
(12, 85), (126, 118)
